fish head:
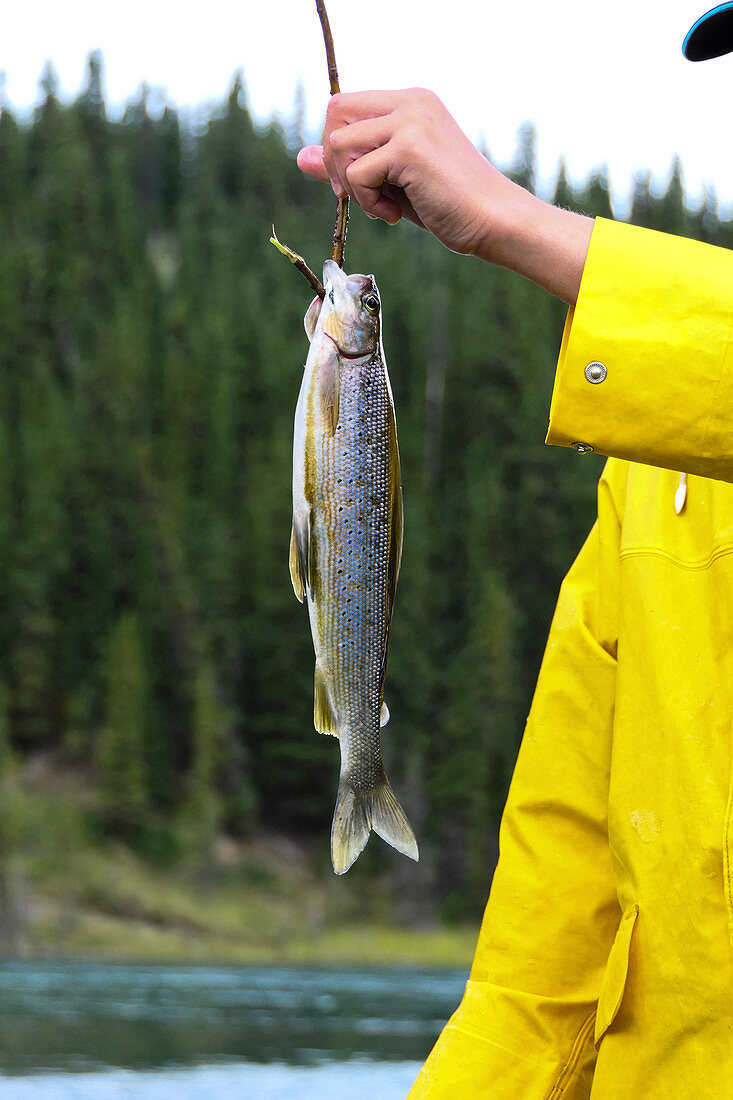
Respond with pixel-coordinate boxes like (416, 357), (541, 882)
(319, 260), (381, 358)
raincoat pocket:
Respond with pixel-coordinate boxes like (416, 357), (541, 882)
(594, 903), (638, 1048)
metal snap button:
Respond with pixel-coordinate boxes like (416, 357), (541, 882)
(585, 361), (607, 384)
(572, 442), (594, 454)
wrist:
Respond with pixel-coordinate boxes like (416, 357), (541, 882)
(475, 180), (594, 306)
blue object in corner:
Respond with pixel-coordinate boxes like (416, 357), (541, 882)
(683, 2), (733, 60)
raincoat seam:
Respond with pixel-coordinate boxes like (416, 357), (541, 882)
(619, 543), (733, 570)
(546, 1010), (596, 1099)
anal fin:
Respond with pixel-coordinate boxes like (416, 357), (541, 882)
(314, 663), (339, 736)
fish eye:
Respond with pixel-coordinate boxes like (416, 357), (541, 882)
(362, 292), (379, 314)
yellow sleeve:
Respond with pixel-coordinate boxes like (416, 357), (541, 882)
(546, 219), (733, 480)
(407, 460), (627, 1100)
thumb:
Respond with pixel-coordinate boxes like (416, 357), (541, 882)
(297, 145), (330, 183)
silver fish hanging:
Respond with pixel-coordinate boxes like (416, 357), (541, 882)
(290, 260), (418, 875)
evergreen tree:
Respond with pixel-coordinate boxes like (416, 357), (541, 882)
(695, 184), (720, 244)
(552, 158), (574, 209)
(629, 170), (654, 228)
(577, 166), (613, 219)
(96, 614), (149, 836)
(508, 121), (537, 194)
(0, 682), (23, 954)
(75, 50), (108, 171)
(180, 659), (225, 867)
(657, 156), (688, 236)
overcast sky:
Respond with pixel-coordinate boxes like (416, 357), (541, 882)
(5, 1), (733, 215)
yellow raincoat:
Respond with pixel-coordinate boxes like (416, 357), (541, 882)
(408, 217), (733, 1098)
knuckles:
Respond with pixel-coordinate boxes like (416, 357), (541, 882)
(325, 93), (346, 127)
(405, 87), (443, 114)
(394, 124), (424, 165)
(327, 91), (344, 113)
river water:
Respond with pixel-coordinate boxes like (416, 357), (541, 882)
(0, 961), (467, 1098)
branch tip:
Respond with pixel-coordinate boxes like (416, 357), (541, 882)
(269, 227), (325, 299)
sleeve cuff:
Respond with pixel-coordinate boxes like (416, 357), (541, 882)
(546, 218), (733, 480)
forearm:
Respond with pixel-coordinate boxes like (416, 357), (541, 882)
(475, 180), (594, 306)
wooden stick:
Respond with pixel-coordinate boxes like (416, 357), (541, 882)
(270, 227), (325, 299)
(315, 0), (349, 268)
(315, 0), (340, 96)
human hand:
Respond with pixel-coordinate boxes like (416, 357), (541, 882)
(297, 88), (520, 260)
(297, 88), (593, 305)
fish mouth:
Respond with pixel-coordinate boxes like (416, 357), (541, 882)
(324, 332), (370, 360)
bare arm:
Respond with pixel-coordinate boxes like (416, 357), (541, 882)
(297, 89), (593, 307)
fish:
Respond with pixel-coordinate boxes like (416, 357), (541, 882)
(289, 260), (419, 875)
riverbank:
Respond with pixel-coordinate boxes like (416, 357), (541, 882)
(3, 779), (479, 967)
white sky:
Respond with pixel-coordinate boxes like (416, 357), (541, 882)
(5, 1), (733, 216)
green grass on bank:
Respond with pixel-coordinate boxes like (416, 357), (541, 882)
(3, 778), (478, 968)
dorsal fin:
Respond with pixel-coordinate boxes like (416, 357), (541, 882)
(381, 406), (403, 694)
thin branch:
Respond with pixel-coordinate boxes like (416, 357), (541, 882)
(315, 0), (349, 268)
(332, 198), (349, 269)
(270, 227), (325, 299)
(315, 0), (340, 96)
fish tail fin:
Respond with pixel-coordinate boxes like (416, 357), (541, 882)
(370, 776), (419, 865)
(331, 774), (419, 875)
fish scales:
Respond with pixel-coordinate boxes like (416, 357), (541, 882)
(316, 360), (390, 787)
(290, 260), (418, 874)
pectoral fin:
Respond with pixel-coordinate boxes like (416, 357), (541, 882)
(380, 701), (390, 727)
(289, 514), (310, 603)
(314, 662), (339, 736)
(319, 356), (341, 436)
(304, 296), (322, 342)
